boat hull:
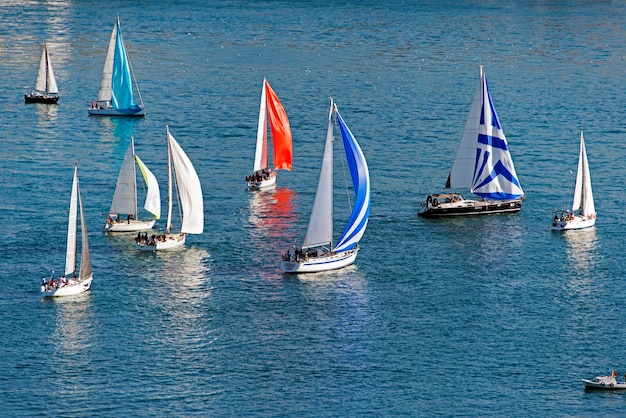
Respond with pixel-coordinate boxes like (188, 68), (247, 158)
(551, 215), (596, 231)
(42, 276), (92, 297)
(247, 171), (277, 190)
(582, 378), (626, 390)
(136, 233), (186, 251)
(104, 218), (156, 233)
(419, 196), (522, 217)
(88, 107), (146, 116)
(280, 248), (358, 273)
(25, 93), (59, 104)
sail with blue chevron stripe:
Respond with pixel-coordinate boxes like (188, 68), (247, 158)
(447, 66), (523, 200)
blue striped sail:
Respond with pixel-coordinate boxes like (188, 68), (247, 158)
(111, 21), (141, 113)
(334, 111), (370, 252)
(470, 70), (524, 200)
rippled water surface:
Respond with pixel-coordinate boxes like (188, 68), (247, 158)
(2, 1), (626, 416)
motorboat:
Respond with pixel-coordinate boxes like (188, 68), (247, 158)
(582, 372), (626, 390)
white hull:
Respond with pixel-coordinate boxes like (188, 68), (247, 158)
(582, 375), (626, 390)
(552, 216), (596, 231)
(136, 233), (186, 251)
(104, 218), (156, 233)
(281, 248), (358, 273)
(247, 171), (276, 190)
(88, 107), (146, 116)
(42, 276), (92, 297)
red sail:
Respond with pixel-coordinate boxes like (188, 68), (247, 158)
(265, 81), (293, 171)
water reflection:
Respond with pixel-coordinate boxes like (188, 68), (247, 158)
(248, 187), (298, 239)
(47, 292), (98, 400)
(563, 227), (599, 273)
(94, 116), (144, 141)
(247, 187), (298, 271)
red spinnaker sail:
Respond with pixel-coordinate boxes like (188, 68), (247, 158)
(265, 82), (293, 171)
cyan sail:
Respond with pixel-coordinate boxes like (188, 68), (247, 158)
(111, 21), (140, 113)
(470, 68), (523, 200)
(334, 110), (370, 252)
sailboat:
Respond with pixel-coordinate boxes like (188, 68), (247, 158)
(41, 164), (93, 297)
(25, 43), (59, 104)
(136, 126), (203, 251)
(280, 99), (370, 273)
(104, 137), (161, 232)
(245, 78), (293, 190)
(552, 131), (596, 231)
(419, 66), (524, 217)
(88, 17), (145, 116)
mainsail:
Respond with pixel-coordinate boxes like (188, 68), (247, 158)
(253, 80), (269, 172)
(110, 139), (138, 216)
(572, 131), (595, 216)
(65, 166), (79, 277)
(35, 43), (58, 95)
(302, 101), (335, 249)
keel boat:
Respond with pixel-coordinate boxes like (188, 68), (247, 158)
(552, 131), (596, 231)
(246, 78), (293, 190)
(419, 66), (524, 217)
(41, 164), (93, 297)
(280, 99), (370, 273)
(25, 43), (59, 104)
(88, 17), (145, 116)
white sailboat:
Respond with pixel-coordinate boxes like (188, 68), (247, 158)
(25, 43), (59, 104)
(41, 164), (93, 297)
(280, 99), (370, 273)
(419, 66), (524, 217)
(136, 126), (203, 251)
(88, 17), (145, 116)
(104, 137), (160, 232)
(552, 131), (596, 231)
(246, 78), (293, 190)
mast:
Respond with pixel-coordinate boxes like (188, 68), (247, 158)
(166, 126), (173, 234)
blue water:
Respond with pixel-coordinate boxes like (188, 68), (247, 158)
(2, 0), (626, 415)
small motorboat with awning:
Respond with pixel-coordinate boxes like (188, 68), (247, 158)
(582, 371), (626, 390)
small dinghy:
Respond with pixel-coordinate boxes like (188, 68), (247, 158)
(582, 371), (626, 390)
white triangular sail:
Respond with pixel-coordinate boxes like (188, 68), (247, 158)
(447, 67), (483, 189)
(135, 155), (161, 219)
(109, 139), (138, 216)
(167, 128), (204, 234)
(572, 131), (595, 216)
(302, 100), (335, 249)
(253, 79), (269, 172)
(97, 24), (117, 103)
(65, 166), (79, 277)
(35, 43), (58, 94)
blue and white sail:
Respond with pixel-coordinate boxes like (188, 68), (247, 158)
(301, 101), (370, 253)
(447, 66), (523, 200)
(90, 17), (145, 116)
(334, 109), (370, 252)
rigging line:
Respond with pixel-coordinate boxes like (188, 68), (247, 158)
(126, 44), (145, 108)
